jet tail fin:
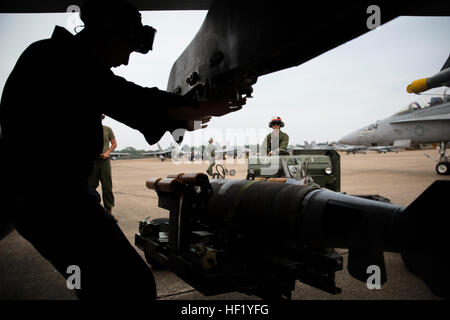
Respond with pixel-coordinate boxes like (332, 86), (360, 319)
(440, 53), (450, 71)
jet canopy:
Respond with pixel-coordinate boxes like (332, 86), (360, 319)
(394, 102), (423, 116)
(394, 94), (448, 116)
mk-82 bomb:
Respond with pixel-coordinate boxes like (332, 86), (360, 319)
(135, 173), (449, 299)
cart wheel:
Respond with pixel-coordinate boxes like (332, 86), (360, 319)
(436, 162), (449, 175)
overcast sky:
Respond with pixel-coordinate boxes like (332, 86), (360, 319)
(0, 11), (449, 150)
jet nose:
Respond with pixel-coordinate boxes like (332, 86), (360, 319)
(339, 130), (360, 145)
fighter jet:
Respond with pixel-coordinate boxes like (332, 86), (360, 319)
(329, 143), (368, 155)
(367, 146), (400, 153)
(303, 141), (368, 154)
(303, 141), (332, 150)
(212, 145), (251, 159)
(339, 91), (450, 174)
(109, 152), (131, 160)
(142, 143), (190, 161)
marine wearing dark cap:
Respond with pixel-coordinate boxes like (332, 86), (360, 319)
(80, 0), (157, 54)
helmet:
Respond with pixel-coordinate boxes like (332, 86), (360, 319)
(269, 117), (284, 128)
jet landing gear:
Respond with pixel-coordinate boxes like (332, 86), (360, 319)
(436, 142), (450, 175)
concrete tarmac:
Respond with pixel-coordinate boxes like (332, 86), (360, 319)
(1, 149), (449, 300)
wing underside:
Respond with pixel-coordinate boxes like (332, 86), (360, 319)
(0, 0), (212, 13)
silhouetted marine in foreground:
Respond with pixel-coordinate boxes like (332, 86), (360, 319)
(0, 0), (242, 299)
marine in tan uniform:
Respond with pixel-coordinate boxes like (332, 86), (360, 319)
(88, 114), (117, 219)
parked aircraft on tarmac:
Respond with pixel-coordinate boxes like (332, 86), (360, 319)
(329, 143), (368, 154)
(339, 91), (450, 174)
(110, 152), (131, 160)
(296, 141), (401, 155)
(142, 143), (190, 161)
(367, 146), (401, 153)
(212, 145), (251, 159)
(302, 141), (368, 154)
(341, 52), (450, 174)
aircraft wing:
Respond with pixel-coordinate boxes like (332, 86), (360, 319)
(0, 0), (211, 13)
(167, 1), (450, 106)
(331, 144), (367, 153)
(143, 148), (190, 157)
(390, 114), (450, 124)
(346, 146), (368, 151)
(368, 146), (400, 152)
(3, 1), (448, 107)
(110, 152), (131, 156)
(142, 150), (171, 156)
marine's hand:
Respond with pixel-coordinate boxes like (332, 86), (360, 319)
(101, 152), (110, 159)
(167, 97), (246, 130)
(185, 117), (211, 131)
(198, 98), (246, 117)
